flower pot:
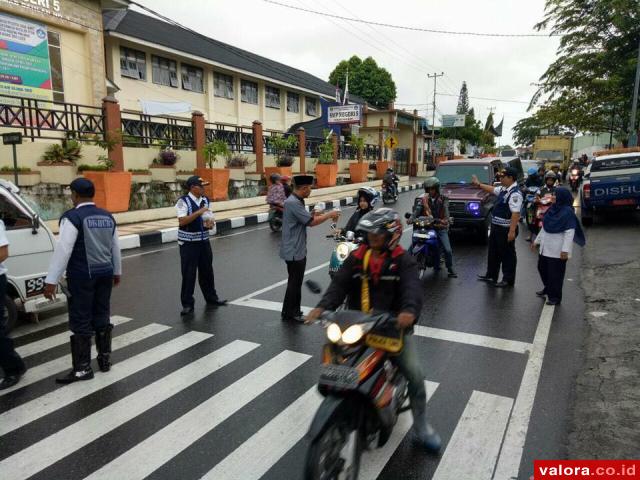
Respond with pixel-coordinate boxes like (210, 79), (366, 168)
(436, 156), (447, 164)
(228, 167), (246, 181)
(149, 165), (177, 183)
(375, 161), (391, 179)
(315, 163), (338, 188)
(195, 167), (230, 201)
(177, 171), (194, 182)
(37, 162), (79, 185)
(0, 171), (41, 187)
(83, 171), (132, 213)
(264, 166), (292, 186)
(130, 172), (152, 183)
(349, 162), (369, 184)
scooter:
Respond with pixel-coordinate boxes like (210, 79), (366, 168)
(327, 227), (361, 278)
(568, 167), (582, 192)
(382, 183), (398, 204)
(405, 214), (441, 279)
(268, 205), (283, 232)
(524, 186), (540, 234)
(535, 194), (553, 232)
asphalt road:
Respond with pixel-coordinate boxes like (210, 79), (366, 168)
(2, 190), (587, 480)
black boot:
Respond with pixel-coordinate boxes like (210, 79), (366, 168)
(95, 324), (113, 372)
(56, 335), (94, 384)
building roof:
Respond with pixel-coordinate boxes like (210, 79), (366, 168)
(103, 9), (359, 101)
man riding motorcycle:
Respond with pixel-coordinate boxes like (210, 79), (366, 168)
(409, 177), (457, 277)
(525, 167), (544, 188)
(537, 171), (558, 200)
(341, 186), (379, 236)
(306, 208), (442, 454)
(382, 168), (399, 198)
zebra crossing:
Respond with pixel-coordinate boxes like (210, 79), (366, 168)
(1, 315), (520, 480)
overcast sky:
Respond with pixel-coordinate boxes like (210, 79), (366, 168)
(133, 0), (560, 146)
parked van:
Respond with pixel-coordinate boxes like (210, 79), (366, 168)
(0, 180), (66, 331)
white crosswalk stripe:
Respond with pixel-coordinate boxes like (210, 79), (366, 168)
(9, 313), (68, 339)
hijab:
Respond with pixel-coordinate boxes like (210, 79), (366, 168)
(542, 187), (586, 246)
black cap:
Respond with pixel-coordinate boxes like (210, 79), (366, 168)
(70, 178), (95, 197)
(503, 167), (519, 179)
(293, 175), (313, 186)
(186, 175), (210, 188)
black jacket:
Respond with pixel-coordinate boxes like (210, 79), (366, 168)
(344, 208), (370, 234)
(317, 245), (423, 320)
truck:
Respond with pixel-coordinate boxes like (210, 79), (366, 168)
(533, 135), (574, 172)
(579, 152), (640, 226)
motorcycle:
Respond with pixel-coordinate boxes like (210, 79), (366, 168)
(268, 205), (283, 232)
(535, 194), (553, 232)
(328, 227), (361, 278)
(404, 213), (441, 279)
(524, 186), (540, 233)
(303, 300), (410, 480)
(568, 167), (582, 192)
(381, 183), (398, 204)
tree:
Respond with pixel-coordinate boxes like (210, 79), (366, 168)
(457, 82), (470, 114)
(328, 56), (397, 109)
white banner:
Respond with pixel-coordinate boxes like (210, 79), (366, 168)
(441, 114), (465, 128)
(328, 104), (361, 124)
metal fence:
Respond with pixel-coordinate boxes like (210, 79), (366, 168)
(205, 123), (254, 153)
(0, 94), (104, 141)
(121, 110), (194, 149)
(264, 130), (298, 156)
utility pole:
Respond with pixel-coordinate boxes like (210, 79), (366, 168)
(428, 72), (444, 162)
(629, 36), (640, 147)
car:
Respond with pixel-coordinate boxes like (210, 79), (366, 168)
(434, 158), (505, 243)
(501, 156), (526, 188)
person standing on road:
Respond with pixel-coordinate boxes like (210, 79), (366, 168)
(532, 187), (585, 305)
(473, 167), (523, 288)
(0, 220), (26, 390)
(176, 176), (227, 316)
(280, 175), (340, 323)
(44, 178), (121, 384)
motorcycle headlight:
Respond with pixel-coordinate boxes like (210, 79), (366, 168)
(571, 169), (579, 175)
(341, 324), (365, 345)
(326, 323), (342, 343)
(467, 201), (481, 217)
(335, 243), (350, 261)
(427, 231), (436, 239)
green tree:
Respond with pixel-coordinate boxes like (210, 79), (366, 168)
(328, 55), (397, 108)
(457, 81), (470, 114)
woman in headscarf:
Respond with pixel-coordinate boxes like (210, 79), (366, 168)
(531, 187), (586, 305)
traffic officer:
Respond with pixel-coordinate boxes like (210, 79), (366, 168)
(44, 178), (122, 384)
(473, 167), (523, 287)
(176, 176), (227, 316)
(0, 219), (26, 390)
(280, 175), (339, 322)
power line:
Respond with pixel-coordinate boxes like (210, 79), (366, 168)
(264, 0), (559, 38)
(397, 93), (530, 106)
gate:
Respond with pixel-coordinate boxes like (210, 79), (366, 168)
(394, 148), (410, 175)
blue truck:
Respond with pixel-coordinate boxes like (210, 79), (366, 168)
(580, 152), (640, 226)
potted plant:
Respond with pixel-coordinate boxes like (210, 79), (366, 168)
(265, 134), (297, 185)
(198, 139), (231, 201)
(38, 138), (82, 185)
(315, 131), (338, 188)
(128, 168), (152, 183)
(348, 135), (369, 183)
(436, 137), (449, 164)
(82, 130), (132, 213)
(225, 154), (254, 181)
(150, 146), (179, 182)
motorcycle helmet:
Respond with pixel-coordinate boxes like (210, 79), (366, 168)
(423, 177), (440, 192)
(357, 186), (379, 208)
(269, 173), (281, 184)
(544, 170), (557, 180)
(527, 167), (537, 176)
(386, 167), (394, 173)
(356, 208), (403, 250)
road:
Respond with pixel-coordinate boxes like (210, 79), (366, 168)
(1, 190), (587, 480)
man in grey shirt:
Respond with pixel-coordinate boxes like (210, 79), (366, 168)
(280, 175), (339, 322)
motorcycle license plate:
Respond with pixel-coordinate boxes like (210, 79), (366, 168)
(413, 233), (429, 239)
(319, 364), (360, 389)
(366, 333), (403, 353)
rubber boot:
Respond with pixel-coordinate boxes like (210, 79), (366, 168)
(411, 405), (442, 454)
(56, 335), (94, 384)
(95, 324), (113, 372)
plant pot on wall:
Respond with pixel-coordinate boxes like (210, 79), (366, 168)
(83, 171), (132, 213)
(315, 163), (338, 188)
(195, 168), (230, 201)
(349, 162), (369, 184)
(149, 165), (177, 183)
(264, 166), (293, 186)
(0, 171), (41, 187)
(375, 161), (391, 179)
(37, 162), (79, 185)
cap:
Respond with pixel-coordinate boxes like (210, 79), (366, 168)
(69, 178), (95, 197)
(186, 175), (210, 188)
(293, 175), (313, 186)
(502, 167), (519, 179)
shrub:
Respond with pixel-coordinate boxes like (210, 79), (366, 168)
(0, 166), (31, 173)
(42, 139), (82, 165)
(77, 164), (109, 172)
(225, 154), (254, 168)
(269, 134), (297, 167)
(203, 140), (230, 168)
(158, 148), (179, 166)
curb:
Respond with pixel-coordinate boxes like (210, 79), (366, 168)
(120, 182), (424, 251)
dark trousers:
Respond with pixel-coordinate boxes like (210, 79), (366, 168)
(0, 275), (25, 376)
(67, 275), (113, 336)
(537, 255), (567, 303)
(486, 224), (517, 284)
(180, 241), (219, 308)
(282, 258), (306, 319)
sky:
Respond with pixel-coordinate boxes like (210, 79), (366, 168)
(132, 0), (561, 146)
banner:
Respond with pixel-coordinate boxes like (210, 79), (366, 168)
(441, 114), (465, 128)
(0, 12), (53, 102)
(328, 104), (361, 124)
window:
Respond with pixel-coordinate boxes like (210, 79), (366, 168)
(182, 64), (204, 93)
(287, 92), (299, 113)
(265, 86), (280, 109)
(47, 31), (64, 102)
(305, 96), (317, 116)
(152, 56), (178, 87)
(241, 80), (258, 104)
(120, 47), (146, 80)
(0, 195), (33, 230)
(214, 72), (234, 99)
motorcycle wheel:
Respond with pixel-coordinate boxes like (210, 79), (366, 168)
(416, 253), (426, 280)
(269, 217), (282, 232)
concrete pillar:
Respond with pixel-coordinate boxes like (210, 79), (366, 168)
(378, 118), (384, 161)
(102, 96), (124, 172)
(253, 121), (264, 173)
(362, 104), (368, 128)
(192, 111), (206, 169)
(297, 127), (306, 173)
(332, 132), (338, 164)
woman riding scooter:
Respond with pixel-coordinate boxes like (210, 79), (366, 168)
(341, 186), (379, 236)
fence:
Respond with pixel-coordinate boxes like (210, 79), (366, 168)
(121, 110), (194, 149)
(205, 122), (254, 153)
(337, 141), (381, 160)
(263, 130), (298, 157)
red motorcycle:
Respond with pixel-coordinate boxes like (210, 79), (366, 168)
(535, 194), (553, 231)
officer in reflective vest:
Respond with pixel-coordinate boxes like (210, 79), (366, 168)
(176, 176), (227, 316)
(472, 167), (523, 287)
(44, 178), (122, 384)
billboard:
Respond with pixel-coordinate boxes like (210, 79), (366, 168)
(441, 114), (465, 128)
(0, 12), (53, 102)
(328, 104), (361, 124)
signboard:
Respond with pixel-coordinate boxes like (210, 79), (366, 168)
(328, 104), (361, 124)
(384, 135), (398, 149)
(441, 114), (465, 128)
(2, 132), (22, 144)
(0, 12), (53, 102)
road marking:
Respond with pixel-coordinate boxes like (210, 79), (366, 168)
(359, 381), (439, 480)
(0, 340), (259, 480)
(0, 323), (171, 396)
(201, 386), (323, 480)
(493, 303), (555, 480)
(15, 316), (131, 358)
(230, 298), (313, 315)
(10, 314), (68, 339)
(85, 350), (311, 480)
(432, 391), (513, 480)
(0, 331), (212, 436)
(589, 311), (608, 317)
(414, 325), (532, 355)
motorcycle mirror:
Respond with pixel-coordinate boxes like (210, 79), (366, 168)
(305, 280), (323, 295)
(404, 212), (411, 219)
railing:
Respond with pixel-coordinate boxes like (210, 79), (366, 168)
(121, 110), (194, 149)
(338, 141), (356, 160)
(0, 94), (104, 141)
(205, 122), (254, 152)
(364, 144), (380, 160)
(305, 136), (323, 158)
(264, 130), (298, 156)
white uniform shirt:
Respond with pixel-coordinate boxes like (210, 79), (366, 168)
(45, 202), (122, 284)
(534, 226), (575, 258)
(493, 183), (523, 213)
(0, 220), (9, 276)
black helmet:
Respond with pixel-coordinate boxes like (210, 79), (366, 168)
(423, 177), (440, 192)
(356, 208), (403, 250)
(386, 167), (394, 173)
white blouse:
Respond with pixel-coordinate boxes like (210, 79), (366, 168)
(534, 226), (575, 259)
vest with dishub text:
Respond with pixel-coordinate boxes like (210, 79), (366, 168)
(492, 187), (520, 227)
(178, 195), (210, 242)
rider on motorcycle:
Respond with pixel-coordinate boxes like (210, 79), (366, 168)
(281, 175), (292, 198)
(409, 177), (457, 277)
(306, 208), (442, 454)
(383, 168), (399, 197)
(266, 173), (286, 208)
(341, 186), (378, 236)
(525, 167), (544, 188)
(537, 171), (558, 200)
